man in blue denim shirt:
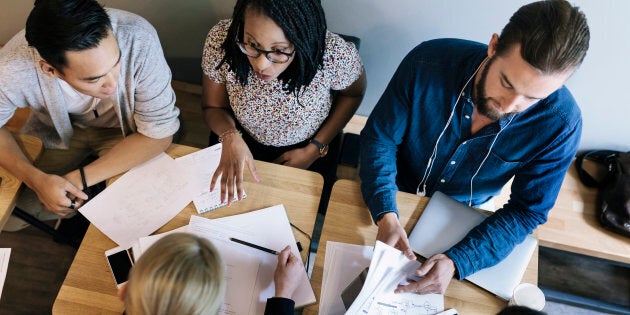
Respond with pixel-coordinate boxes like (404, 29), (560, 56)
(360, 0), (589, 295)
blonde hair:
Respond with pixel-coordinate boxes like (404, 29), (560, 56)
(124, 233), (226, 315)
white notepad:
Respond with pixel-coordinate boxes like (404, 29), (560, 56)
(174, 144), (246, 214)
(408, 191), (537, 300)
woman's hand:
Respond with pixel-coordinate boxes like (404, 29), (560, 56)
(210, 134), (258, 205)
(272, 144), (320, 169)
(274, 245), (305, 299)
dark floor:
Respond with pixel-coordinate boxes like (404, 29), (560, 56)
(538, 247), (630, 314)
(0, 224), (76, 314)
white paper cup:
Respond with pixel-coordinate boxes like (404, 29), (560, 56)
(508, 283), (546, 311)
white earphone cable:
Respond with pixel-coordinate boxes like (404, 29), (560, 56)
(416, 57), (489, 196)
(468, 114), (516, 206)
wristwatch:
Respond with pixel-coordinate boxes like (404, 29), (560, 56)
(309, 138), (329, 157)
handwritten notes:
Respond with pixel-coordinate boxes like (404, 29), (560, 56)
(80, 153), (193, 248)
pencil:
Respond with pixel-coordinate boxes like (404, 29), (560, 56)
(229, 237), (280, 255)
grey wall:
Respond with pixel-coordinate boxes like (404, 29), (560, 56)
(1, 0), (628, 151)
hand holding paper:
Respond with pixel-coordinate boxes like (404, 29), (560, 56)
(395, 253), (455, 295)
(345, 241), (444, 315)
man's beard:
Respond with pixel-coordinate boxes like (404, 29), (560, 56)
(474, 57), (509, 121)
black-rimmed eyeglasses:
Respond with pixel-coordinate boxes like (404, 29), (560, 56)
(237, 41), (295, 64)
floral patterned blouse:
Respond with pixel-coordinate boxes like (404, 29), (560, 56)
(202, 19), (363, 146)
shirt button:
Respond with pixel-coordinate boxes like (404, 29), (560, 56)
(440, 179), (446, 183)
(450, 161), (456, 165)
(465, 115), (470, 119)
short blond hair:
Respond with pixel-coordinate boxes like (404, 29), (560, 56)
(124, 233), (226, 315)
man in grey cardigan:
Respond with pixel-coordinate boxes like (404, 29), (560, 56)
(0, 0), (180, 230)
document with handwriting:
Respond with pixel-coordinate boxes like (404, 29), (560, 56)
(80, 153), (194, 248)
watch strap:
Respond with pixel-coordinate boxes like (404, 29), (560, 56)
(309, 138), (328, 156)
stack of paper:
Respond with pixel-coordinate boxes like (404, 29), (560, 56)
(345, 241), (444, 315)
(320, 242), (373, 314)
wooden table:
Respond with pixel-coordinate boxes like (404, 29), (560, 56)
(304, 179), (538, 315)
(53, 143), (323, 314)
(495, 160), (630, 264)
(0, 133), (44, 230)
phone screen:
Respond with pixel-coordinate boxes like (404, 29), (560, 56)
(106, 250), (133, 286)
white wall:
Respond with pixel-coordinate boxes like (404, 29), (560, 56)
(322, 0), (629, 151)
(1, 0), (628, 151)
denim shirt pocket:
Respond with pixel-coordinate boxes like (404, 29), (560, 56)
(473, 151), (523, 192)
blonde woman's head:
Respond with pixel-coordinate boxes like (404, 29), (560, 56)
(123, 233), (225, 315)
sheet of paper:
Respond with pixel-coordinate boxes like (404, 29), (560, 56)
(346, 241), (444, 315)
(0, 248), (10, 299)
(212, 238), (261, 315)
(175, 144), (244, 214)
(320, 242), (373, 315)
(80, 153), (194, 248)
(368, 292), (444, 315)
(189, 205), (315, 314)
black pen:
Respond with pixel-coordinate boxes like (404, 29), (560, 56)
(229, 237), (279, 255)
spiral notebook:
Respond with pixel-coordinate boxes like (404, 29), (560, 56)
(408, 191), (537, 300)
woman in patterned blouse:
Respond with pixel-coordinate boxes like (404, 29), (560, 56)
(202, 0), (366, 203)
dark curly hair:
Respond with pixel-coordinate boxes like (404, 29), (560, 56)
(217, 0), (327, 97)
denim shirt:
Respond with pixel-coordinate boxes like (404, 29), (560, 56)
(360, 39), (582, 278)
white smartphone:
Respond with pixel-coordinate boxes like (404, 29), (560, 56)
(104, 246), (134, 288)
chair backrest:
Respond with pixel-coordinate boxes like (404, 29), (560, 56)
(337, 34), (361, 51)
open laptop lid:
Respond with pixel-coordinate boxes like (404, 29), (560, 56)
(408, 191), (537, 300)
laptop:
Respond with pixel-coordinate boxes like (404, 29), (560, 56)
(407, 191), (537, 300)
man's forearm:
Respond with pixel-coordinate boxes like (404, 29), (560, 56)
(67, 133), (172, 188)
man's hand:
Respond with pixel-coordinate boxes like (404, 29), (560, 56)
(395, 253), (455, 295)
(210, 134), (258, 205)
(272, 145), (319, 169)
(31, 172), (88, 216)
(273, 245), (305, 299)
(376, 212), (415, 260)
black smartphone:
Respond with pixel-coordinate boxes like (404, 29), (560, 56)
(105, 246), (133, 288)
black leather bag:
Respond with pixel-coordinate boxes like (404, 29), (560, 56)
(576, 150), (630, 238)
